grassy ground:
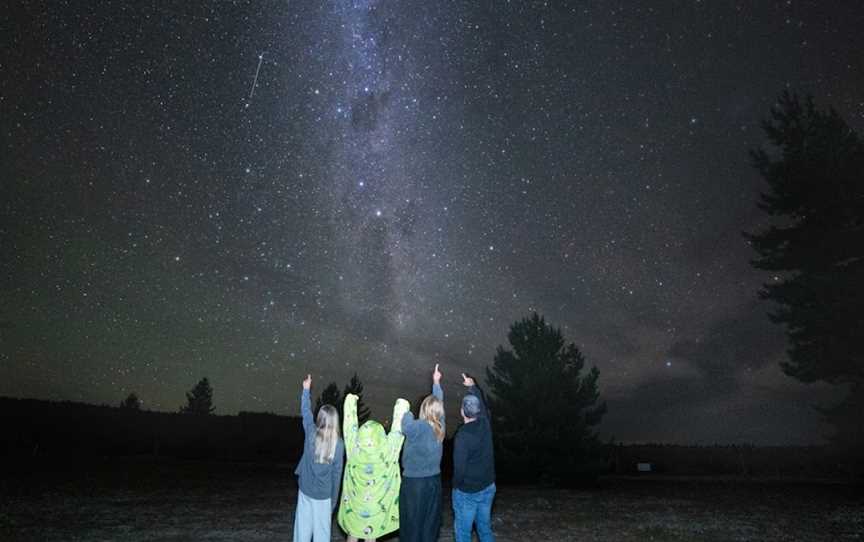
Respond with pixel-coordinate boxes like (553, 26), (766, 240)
(1, 459), (861, 541)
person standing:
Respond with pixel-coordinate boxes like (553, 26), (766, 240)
(399, 363), (446, 542)
(293, 374), (344, 542)
(451, 373), (496, 542)
(338, 392), (409, 542)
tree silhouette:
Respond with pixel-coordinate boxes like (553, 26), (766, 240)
(343, 373), (371, 425)
(486, 313), (607, 484)
(747, 92), (864, 449)
(120, 392), (141, 410)
(180, 377), (215, 415)
(315, 381), (342, 417)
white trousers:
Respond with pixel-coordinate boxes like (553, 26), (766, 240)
(293, 490), (332, 542)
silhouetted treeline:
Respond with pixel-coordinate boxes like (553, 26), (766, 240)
(608, 443), (854, 479)
(0, 397), (303, 462)
(2, 396), (856, 480)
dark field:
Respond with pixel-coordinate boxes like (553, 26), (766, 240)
(1, 460), (861, 541)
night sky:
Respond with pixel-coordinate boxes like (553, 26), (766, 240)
(3, 1), (863, 445)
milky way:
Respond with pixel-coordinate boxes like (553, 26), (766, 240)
(3, 1), (863, 444)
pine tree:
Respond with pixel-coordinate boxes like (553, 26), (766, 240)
(120, 392), (141, 410)
(315, 381), (342, 417)
(486, 313), (607, 484)
(343, 373), (371, 425)
(747, 92), (864, 450)
(180, 377), (215, 415)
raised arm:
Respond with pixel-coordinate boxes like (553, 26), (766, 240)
(433, 364), (445, 433)
(301, 374), (314, 434)
(343, 393), (359, 457)
(432, 363), (443, 402)
(390, 398), (410, 435)
(402, 363), (445, 436)
(387, 398), (410, 461)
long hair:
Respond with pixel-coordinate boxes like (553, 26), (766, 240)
(314, 404), (340, 464)
(419, 394), (445, 443)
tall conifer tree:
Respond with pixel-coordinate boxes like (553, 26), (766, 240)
(747, 92), (864, 450)
(315, 381), (342, 417)
(180, 377), (215, 415)
(486, 313), (606, 483)
(343, 373), (371, 425)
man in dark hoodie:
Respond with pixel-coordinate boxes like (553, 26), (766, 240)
(451, 373), (496, 542)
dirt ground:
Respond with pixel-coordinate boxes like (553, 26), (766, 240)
(1, 459), (861, 541)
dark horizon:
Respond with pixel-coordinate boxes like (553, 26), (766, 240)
(4, 1), (863, 446)
(0, 393), (841, 451)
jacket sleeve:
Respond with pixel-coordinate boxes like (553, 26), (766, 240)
(343, 393), (358, 459)
(432, 382), (443, 402)
(433, 382), (445, 432)
(330, 442), (344, 510)
(387, 398), (410, 461)
(301, 389), (315, 435)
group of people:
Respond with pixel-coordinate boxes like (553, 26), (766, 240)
(293, 364), (496, 542)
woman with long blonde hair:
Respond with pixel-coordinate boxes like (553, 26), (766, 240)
(293, 374), (344, 541)
(398, 363), (446, 542)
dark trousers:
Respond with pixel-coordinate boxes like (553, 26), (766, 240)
(399, 474), (442, 542)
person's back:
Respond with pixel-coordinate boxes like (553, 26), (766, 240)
(338, 393), (410, 542)
(451, 373), (496, 542)
(293, 374), (344, 542)
(452, 408), (494, 492)
(400, 419), (443, 477)
(295, 402), (345, 502)
(400, 373), (444, 479)
(399, 364), (446, 542)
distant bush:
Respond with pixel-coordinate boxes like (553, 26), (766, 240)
(120, 393), (141, 411)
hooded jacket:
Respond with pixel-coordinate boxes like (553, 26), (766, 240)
(337, 393), (409, 538)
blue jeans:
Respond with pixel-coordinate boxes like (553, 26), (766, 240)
(452, 483), (496, 542)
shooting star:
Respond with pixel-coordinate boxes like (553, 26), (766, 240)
(246, 52), (265, 104)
